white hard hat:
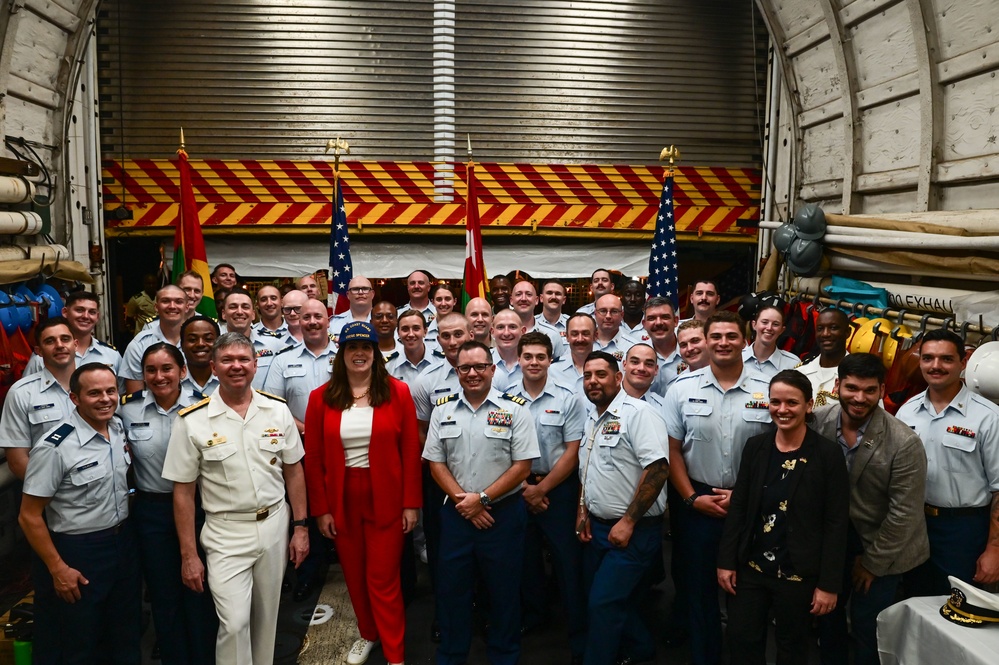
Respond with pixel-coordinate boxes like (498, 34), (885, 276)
(965, 341), (999, 404)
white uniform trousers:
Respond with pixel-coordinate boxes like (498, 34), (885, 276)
(202, 501), (289, 665)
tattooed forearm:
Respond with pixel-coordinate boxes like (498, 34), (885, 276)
(626, 458), (670, 522)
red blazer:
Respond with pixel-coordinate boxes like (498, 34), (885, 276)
(303, 377), (422, 528)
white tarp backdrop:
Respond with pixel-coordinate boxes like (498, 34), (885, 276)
(167, 239), (654, 280)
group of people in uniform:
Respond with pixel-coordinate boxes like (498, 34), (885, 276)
(0, 264), (996, 665)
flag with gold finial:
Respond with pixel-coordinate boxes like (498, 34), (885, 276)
(170, 129), (216, 317)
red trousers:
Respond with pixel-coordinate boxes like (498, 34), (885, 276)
(337, 468), (406, 663)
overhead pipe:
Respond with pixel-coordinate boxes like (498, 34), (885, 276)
(0, 176), (35, 204)
(827, 254), (999, 284)
(759, 220), (999, 250)
(0, 211), (43, 235)
(0, 244), (70, 261)
(791, 276), (999, 321)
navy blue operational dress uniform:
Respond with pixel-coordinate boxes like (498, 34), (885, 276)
(507, 375), (587, 658)
(119, 387), (218, 664)
(663, 366), (772, 665)
(19, 364), (142, 665)
(423, 372), (540, 665)
(578, 356), (670, 665)
(897, 382), (999, 591)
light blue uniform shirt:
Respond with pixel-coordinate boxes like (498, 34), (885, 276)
(328, 311), (371, 339)
(118, 389), (204, 493)
(23, 411), (131, 534)
(262, 341), (337, 421)
(524, 323), (566, 362)
(412, 361), (462, 422)
(181, 373), (219, 397)
(741, 346), (801, 378)
(492, 349), (523, 393)
(593, 329), (641, 361)
(0, 368), (74, 449)
(251, 329), (298, 390)
(120, 327), (180, 381)
(579, 390), (669, 520)
(535, 312), (569, 333)
(576, 302), (597, 316)
(663, 367), (773, 489)
(507, 379), (585, 474)
(253, 320), (289, 337)
(423, 388), (540, 500)
(896, 384), (999, 508)
(387, 346), (443, 386)
(24, 339), (121, 377)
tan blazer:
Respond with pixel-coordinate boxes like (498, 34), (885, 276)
(812, 404), (929, 577)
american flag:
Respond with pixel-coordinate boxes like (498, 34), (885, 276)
(329, 178), (353, 315)
(646, 171), (679, 308)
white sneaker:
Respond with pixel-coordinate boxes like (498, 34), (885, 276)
(346, 639), (378, 665)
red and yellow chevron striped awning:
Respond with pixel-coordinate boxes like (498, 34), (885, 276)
(102, 160), (760, 241)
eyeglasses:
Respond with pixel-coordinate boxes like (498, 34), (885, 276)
(348, 287), (373, 294)
(281, 306), (302, 314)
(456, 363), (493, 375)
(595, 308), (622, 316)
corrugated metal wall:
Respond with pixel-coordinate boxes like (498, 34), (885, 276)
(98, 0), (765, 166)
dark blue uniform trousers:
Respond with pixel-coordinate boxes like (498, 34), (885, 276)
(907, 510), (990, 596)
(436, 495), (527, 665)
(521, 477), (585, 656)
(675, 495), (726, 665)
(133, 494), (218, 665)
(582, 517), (662, 665)
(33, 520), (142, 665)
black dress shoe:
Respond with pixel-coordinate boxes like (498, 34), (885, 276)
(293, 580), (314, 602)
(431, 621), (442, 643)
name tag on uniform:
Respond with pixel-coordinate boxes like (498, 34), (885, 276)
(433, 387), (452, 395)
(77, 461), (98, 472)
(33, 403), (56, 411)
(688, 398), (707, 404)
(129, 422), (150, 427)
(206, 435), (228, 447)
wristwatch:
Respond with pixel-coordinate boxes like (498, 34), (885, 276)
(290, 519), (308, 528)
(479, 491), (492, 507)
(684, 493), (698, 508)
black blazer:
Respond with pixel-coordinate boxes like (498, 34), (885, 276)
(718, 427), (850, 593)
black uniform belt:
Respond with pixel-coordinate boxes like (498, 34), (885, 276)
(589, 514), (663, 527)
(135, 490), (173, 503)
(52, 519), (128, 541)
(924, 503), (990, 518)
(526, 473), (549, 485)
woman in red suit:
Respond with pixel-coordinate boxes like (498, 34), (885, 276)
(304, 321), (421, 665)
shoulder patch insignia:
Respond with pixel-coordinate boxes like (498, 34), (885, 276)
(385, 351), (400, 362)
(501, 392), (527, 406)
(120, 390), (145, 406)
(432, 349), (446, 359)
(178, 397), (211, 417)
(255, 389), (287, 403)
(275, 344), (298, 356)
(97, 339), (117, 350)
(436, 393), (459, 406)
(45, 423), (74, 446)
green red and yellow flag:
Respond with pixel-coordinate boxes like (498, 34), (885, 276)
(171, 145), (216, 317)
(461, 161), (489, 309)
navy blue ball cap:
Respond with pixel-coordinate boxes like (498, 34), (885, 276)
(339, 320), (379, 347)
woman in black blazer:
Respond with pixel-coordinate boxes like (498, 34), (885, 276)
(717, 369), (850, 665)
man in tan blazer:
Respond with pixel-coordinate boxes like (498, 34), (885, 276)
(812, 353), (929, 665)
